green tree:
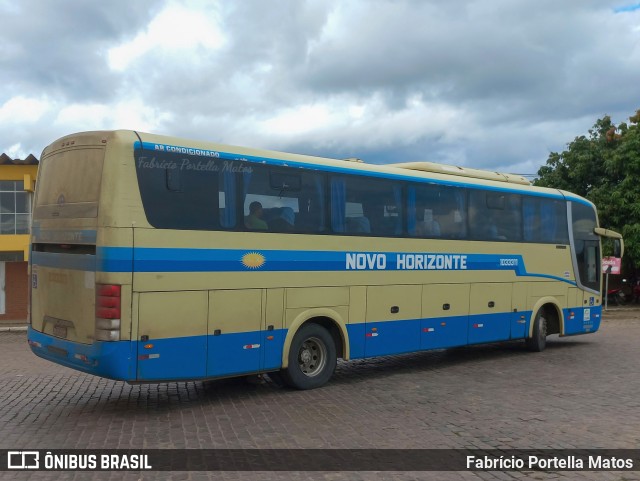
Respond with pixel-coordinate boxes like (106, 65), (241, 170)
(534, 109), (640, 269)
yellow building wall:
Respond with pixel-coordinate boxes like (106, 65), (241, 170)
(0, 235), (30, 261)
(0, 165), (38, 183)
(0, 164), (38, 261)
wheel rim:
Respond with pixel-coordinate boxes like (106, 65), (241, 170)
(297, 336), (327, 377)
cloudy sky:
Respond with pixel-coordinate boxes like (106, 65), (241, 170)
(1, 0), (639, 175)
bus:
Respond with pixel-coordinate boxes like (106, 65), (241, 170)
(28, 130), (623, 389)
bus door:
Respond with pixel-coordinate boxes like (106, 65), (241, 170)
(578, 239), (600, 332)
(207, 289), (263, 378)
(571, 202), (604, 332)
(581, 240), (600, 294)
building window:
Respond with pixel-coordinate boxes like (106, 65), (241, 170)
(0, 181), (31, 235)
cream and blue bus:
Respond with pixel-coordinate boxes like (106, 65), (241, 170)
(27, 130), (623, 389)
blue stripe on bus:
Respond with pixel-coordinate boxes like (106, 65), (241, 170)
(119, 247), (575, 286)
(28, 306), (600, 382)
(98, 246), (133, 272)
(135, 140), (595, 206)
(29, 246), (578, 286)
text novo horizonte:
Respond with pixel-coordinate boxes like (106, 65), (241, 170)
(346, 253), (468, 271)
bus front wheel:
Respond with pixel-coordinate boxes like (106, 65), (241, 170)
(526, 311), (547, 352)
(282, 323), (337, 390)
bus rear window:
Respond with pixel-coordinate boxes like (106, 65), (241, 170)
(34, 147), (105, 219)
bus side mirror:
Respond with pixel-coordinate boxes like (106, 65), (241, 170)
(614, 239), (622, 258)
(594, 228), (624, 258)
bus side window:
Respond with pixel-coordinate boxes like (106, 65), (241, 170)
(332, 176), (391, 235)
(501, 194), (522, 241)
(408, 184), (467, 239)
(469, 190), (500, 240)
(469, 191), (521, 241)
(523, 197), (569, 244)
(432, 187), (466, 239)
(331, 176), (369, 234)
(407, 185), (441, 238)
(344, 177), (402, 236)
(138, 153), (219, 230)
(242, 165), (327, 233)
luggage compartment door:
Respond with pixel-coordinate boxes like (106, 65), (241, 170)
(137, 291), (207, 381)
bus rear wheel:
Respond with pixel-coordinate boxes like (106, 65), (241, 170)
(282, 323), (337, 390)
(526, 311), (547, 352)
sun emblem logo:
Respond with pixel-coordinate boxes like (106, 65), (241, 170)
(241, 252), (266, 269)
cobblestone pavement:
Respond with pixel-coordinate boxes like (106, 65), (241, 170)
(2, 310), (640, 481)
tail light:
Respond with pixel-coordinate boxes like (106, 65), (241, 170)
(95, 284), (121, 341)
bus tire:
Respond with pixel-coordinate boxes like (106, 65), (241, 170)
(282, 323), (337, 390)
(526, 311), (547, 352)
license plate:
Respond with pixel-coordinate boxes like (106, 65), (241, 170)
(53, 325), (67, 339)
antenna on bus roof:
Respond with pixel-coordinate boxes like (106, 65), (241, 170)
(343, 157), (364, 163)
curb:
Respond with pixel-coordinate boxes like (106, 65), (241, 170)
(0, 326), (28, 332)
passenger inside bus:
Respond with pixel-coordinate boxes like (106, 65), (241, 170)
(245, 201), (268, 230)
(347, 216), (371, 234)
(268, 207), (296, 232)
(416, 208), (441, 237)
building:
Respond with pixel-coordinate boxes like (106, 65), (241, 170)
(0, 153), (38, 322)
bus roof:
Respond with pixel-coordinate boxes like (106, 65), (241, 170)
(389, 162), (531, 186)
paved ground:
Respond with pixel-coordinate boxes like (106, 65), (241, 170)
(2, 310), (640, 481)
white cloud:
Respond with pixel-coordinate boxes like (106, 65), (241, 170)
(4, 143), (25, 159)
(262, 104), (332, 136)
(110, 100), (173, 132)
(257, 93), (470, 153)
(0, 96), (49, 124)
(107, 1), (226, 71)
(54, 99), (173, 133)
(54, 103), (111, 127)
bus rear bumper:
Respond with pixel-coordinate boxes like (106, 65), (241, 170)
(27, 327), (134, 381)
